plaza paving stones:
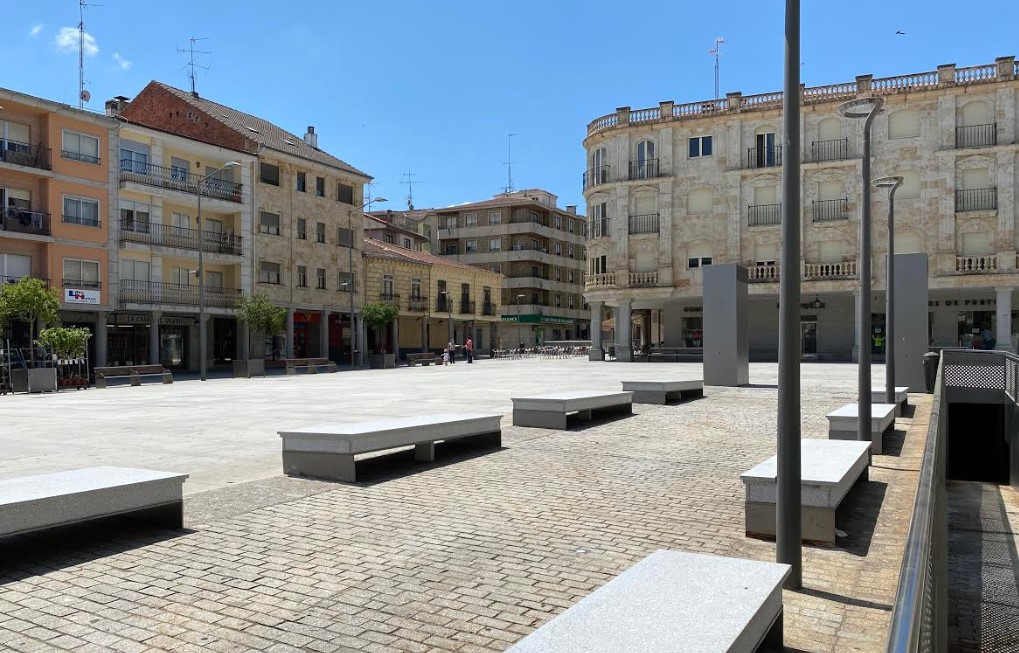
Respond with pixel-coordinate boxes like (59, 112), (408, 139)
(0, 360), (927, 652)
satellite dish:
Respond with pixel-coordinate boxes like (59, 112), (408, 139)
(80, 90), (91, 102)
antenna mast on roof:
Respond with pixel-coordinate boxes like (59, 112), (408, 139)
(709, 37), (725, 99)
(177, 37), (211, 96)
(400, 170), (423, 211)
(504, 133), (517, 194)
(77, 0), (93, 109)
(365, 181), (379, 212)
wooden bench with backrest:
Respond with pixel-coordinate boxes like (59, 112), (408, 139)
(284, 358), (338, 375)
(94, 364), (172, 389)
(511, 390), (633, 430)
(406, 352), (442, 367)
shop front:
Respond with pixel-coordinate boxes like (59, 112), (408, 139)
(106, 313), (197, 371)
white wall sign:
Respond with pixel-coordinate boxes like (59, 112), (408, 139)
(64, 288), (100, 305)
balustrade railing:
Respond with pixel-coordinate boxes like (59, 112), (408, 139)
(119, 159), (243, 202)
(628, 159), (660, 180)
(871, 71), (939, 93)
(1, 140), (51, 170)
(747, 265), (779, 282)
(379, 292), (400, 302)
(954, 63), (998, 84)
(1, 209), (51, 236)
(955, 124), (997, 149)
(628, 271), (658, 287)
(748, 203), (781, 227)
(628, 213), (660, 235)
(436, 296), (453, 312)
(120, 280), (241, 308)
(812, 198), (849, 222)
(955, 188), (997, 212)
(955, 255), (997, 273)
(804, 260), (857, 279)
(119, 218), (243, 255)
(628, 107), (660, 123)
(810, 138), (850, 162)
(584, 273), (617, 288)
(62, 213), (101, 227)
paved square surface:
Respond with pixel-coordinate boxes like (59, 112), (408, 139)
(0, 360), (926, 652)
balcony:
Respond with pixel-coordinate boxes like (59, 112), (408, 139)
(956, 255), (997, 274)
(62, 278), (101, 290)
(748, 265), (779, 282)
(745, 146), (782, 169)
(584, 272), (617, 288)
(955, 188), (997, 212)
(459, 300), (475, 315)
(628, 213), (660, 235)
(804, 260), (857, 280)
(119, 219), (243, 256)
(628, 159), (660, 180)
(2, 275), (49, 285)
(482, 302), (497, 316)
(628, 271), (658, 287)
(587, 218), (610, 239)
(812, 198), (849, 222)
(748, 203), (781, 227)
(120, 280), (242, 309)
(509, 242), (550, 254)
(1, 208), (52, 236)
(62, 214), (101, 228)
(956, 123), (997, 149)
(379, 292), (400, 303)
(61, 150), (100, 165)
(436, 296), (453, 312)
(810, 138), (849, 162)
(1, 140), (52, 171)
(407, 296), (428, 312)
(582, 166), (610, 190)
(119, 160), (243, 203)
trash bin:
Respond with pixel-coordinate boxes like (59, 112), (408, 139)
(922, 351), (940, 394)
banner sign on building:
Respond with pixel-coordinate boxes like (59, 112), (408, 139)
(64, 288), (100, 305)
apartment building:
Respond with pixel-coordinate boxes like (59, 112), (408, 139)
(583, 56), (1019, 360)
(364, 209), (430, 251)
(426, 190), (589, 347)
(1, 87), (118, 365)
(118, 82), (371, 365)
(363, 238), (502, 355)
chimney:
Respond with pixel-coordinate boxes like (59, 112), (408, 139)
(304, 126), (318, 148)
(566, 205), (577, 215)
(105, 95), (130, 117)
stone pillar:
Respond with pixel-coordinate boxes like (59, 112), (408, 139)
(95, 312), (108, 368)
(996, 287), (1013, 353)
(285, 310), (295, 359)
(703, 264), (749, 386)
(616, 300), (633, 362)
(392, 317), (400, 358)
(149, 311), (161, 365)
(894, 254), (930, 391)
(320, 310), (330, 359)
(421, 316), (429, 353)
(589, 301), (604, 361)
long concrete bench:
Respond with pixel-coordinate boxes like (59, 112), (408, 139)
(511, 391), (632, 430)
(741, 439), (871, 545)
(621, 379), (704, 404)
(406, 352), (442, 367)
(1, 467), (188, 539)
(284, 358), (337, 375)
(507, 549), (790, 653)
(279, 413), (502, 482)
(827, 402), (897, 454)
(867, 386), (909, 415)
(95, 364), (172, 388)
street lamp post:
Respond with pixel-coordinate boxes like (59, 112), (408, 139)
(875, 176), (903, 405)
(838, 96), (885, 446)
(346, 197), (387, 369)
(439, 291), (453, 341)
(196, 161), (240, 382)
(517, 294), (525, 347)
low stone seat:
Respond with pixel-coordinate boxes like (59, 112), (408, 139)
(284, 358), (337, 375)
(94, 364), (172, 389)
(511, 391), (632, 430)
(507, 549), (790, 653)
(827, 402), (897, 454)
(279, 413), (502, 482)
(0, 467), (188, 539)
(741, 439), (871, 544)
(867, 386), (909, 415)
(621, 379), (704, 404)
(406, 353), (441, 367)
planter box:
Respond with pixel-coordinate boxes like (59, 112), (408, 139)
(11, 368), (58, 393)
(233, 359), (266, 378)
(368, 354), (396, 369)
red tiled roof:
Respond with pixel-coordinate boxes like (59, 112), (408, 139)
(363, 238), (501, 277)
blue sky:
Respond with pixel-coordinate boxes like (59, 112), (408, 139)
(4, 1), (1014, 211)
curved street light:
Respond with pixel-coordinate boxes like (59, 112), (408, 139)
(875, 176), (903, 405)
(197, 161), (240, 382)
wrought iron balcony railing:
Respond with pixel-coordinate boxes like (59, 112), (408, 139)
(955, 123), (997, 149)
(62, 213), (101, 227)
(746, 145), (782, 169)
(379, 292), (400, 302)
(628, 213), (660, 235)
(459, 300), (476, 315)
(1, 208), (52, 236)
(119, 280), (241, 308)
(61, 150), (100, 165)
(582, 165), (610, 189)
(119, 159), (243, 203)
(437, 296), (453, 312)
(1, 140), (51, 170)
(812, 198), (849, 222)
(482, 302), (497, 316)
(628, 159), (660, 180)
(587, 218), (610, 239)
(119, 218), (243, 255)
(810, 138), (849, 162)
(955, 188), (997, 212)
(748, 203), (782, 227)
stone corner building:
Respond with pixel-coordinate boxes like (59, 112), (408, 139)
(583, 56), (1019, 361)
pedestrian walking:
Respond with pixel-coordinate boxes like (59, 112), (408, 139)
(465, 337), (474, 363)
(448, 339), (457, 364)
(442, 347), (450, 365)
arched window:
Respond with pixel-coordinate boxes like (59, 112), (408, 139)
(888, 109), (921, 139)
(632, 140), (657, 179)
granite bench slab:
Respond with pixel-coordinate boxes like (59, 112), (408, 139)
(507, 549), (790, 653)
(0, 467), (188, 539)
(511, 391), (633, 430)
(621, 379), (704, 404)
(827, 403), (897, 454)
(867, 386), (909, 415)
(740, 440), (871, 544)
(279, 413), (502, 482)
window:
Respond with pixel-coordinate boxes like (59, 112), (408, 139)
(569, 295), (575, 309)
(316, 268), (326, 289)
(383, 274), (394, 298)
(63, 258), (100, 288)
(171, 212), (191, 232)
(555, 294), (562, 307)
(337, 227), (353, 247)
(296, 172), (306, 192)
(296, 266), (308, 288)
(754, 132), (777, 166)
(555, 242), (562, 255)
(568, 244), (574, 259)
(120, 200), (150, 233)
(385, 234), (395, 244)
(337, 271), (354, 292)
(260, 261), (282, 284)
(465, 212), (478, 227)
(489, 238), (501, 251)
(888, 109), (921, 139)
(411, 278), (422, 299)
(1, 120), (31, 153)
(61, 130), (100, 164)
(259, 162), (280, 185)
(465, 239), (478, 253)
(337, 183), (354, 204)
(259, 211), (281, 235)
(443, 216), (457, 229)
(569, 270), (575, 284)
(170, 157), (189, 182)
(206, 270), (224, 288)
(634, 140), (657, 178)
(62, 196), (100, 227)
(689, 136), (713, 158)
(488, 210), (502, 225)
(315, 222), (326, 243)
(568, 220), (575, 233)
(119, 141), (149, 173)
(171, 267), (191, 286)
(315, 176), (325, 197)
(120, 259), (149, 283)
(556, 268), (562, 282)
(0, 253), (31, 281)
(297, 217), (307, 240)
(490, 264), (501, 273)
(688, 256), (713, 269)
(402, 238), (411, 249)
(444, 243), (458, 255)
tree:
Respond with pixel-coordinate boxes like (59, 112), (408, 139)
(36, 326), (92, 360)
(235, 293), (287, 359)
(361, 302), (400, 354)
(0, 277), (60, 361)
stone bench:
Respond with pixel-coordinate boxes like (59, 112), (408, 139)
(511, 391), (633, 430)
(279, 413), (502, 482)
(0, 467), (188, 539)
(507, 549), (790, 653)
(94, 364), (172, 389)
(827, 402), (897, 454)
(868, 386), (909, 415)
(284, 358), (337, 375)
(741, 439), (871, 545)
(406, 353), (441, 367)
(621, 379), (704, 404)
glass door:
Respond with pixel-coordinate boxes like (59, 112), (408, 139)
(800, 320), (818, 359)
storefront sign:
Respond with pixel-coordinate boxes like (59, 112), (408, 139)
(116, 313), (150, 325)
(930, 298), (997, 308)
(160, 316), (195, 326)
(64, 288), (100, 305)
(683, 306), (703, 313)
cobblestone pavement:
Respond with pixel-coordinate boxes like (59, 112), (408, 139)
(0, 361), (927, 652)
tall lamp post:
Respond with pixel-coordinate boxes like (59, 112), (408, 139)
(875, 176), (903, 405)
(517, 294), (525, 347)
(439, 290), (453, 341)
(345, 197), (387, 369)
(196, 161), (240, 382)
(837, 96), (884, 446)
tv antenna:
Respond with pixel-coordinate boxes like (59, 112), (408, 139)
(364, 181), (381, 212)
(504, 133), (517, 194)
(708, 36), (725, 99)
(77, 0), (98, 109)
(400, 171), (423, 210)
(177, 37), (211, 95)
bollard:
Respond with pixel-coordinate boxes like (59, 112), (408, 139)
(922, 351), (940, 394)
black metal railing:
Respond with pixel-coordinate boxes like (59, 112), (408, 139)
(62, 214), (101, 227)
(119, 218), (243, 255)
(746, 145), (782, 169)
(436, 296), (453, 312)
(582, 165), (610, 189)
(510, 214), (548, 226)
(1, 140), (52, 170)
(119, 159), (243, 202)
(482, 302), (497, 316)
(459, 300), (475, 315)
(509, 242), (550, 253)
(955, 123), (997, 149)
(1, 208), (52, 236)
(748, 203), (782, 226)
(588, 218), (610, 239)
(119, 280), (241, 308)
(628, 159), (659, 180)
(810, 138), (849, 162)
(407, 296), (428, 312)
(812, 198), (849, 222)
(379, 292), (400, 302)
(507, 271), (549, 279)
(61, 150), (100, 165)
(62, 278), (101, 289)
(955, 187), (997, 212)
(628, 213), (660, 235)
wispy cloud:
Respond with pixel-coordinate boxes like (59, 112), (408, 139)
(54, 26), (98, 56)
(28, 23), (44, 38)
(112, 52), (131, 70)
